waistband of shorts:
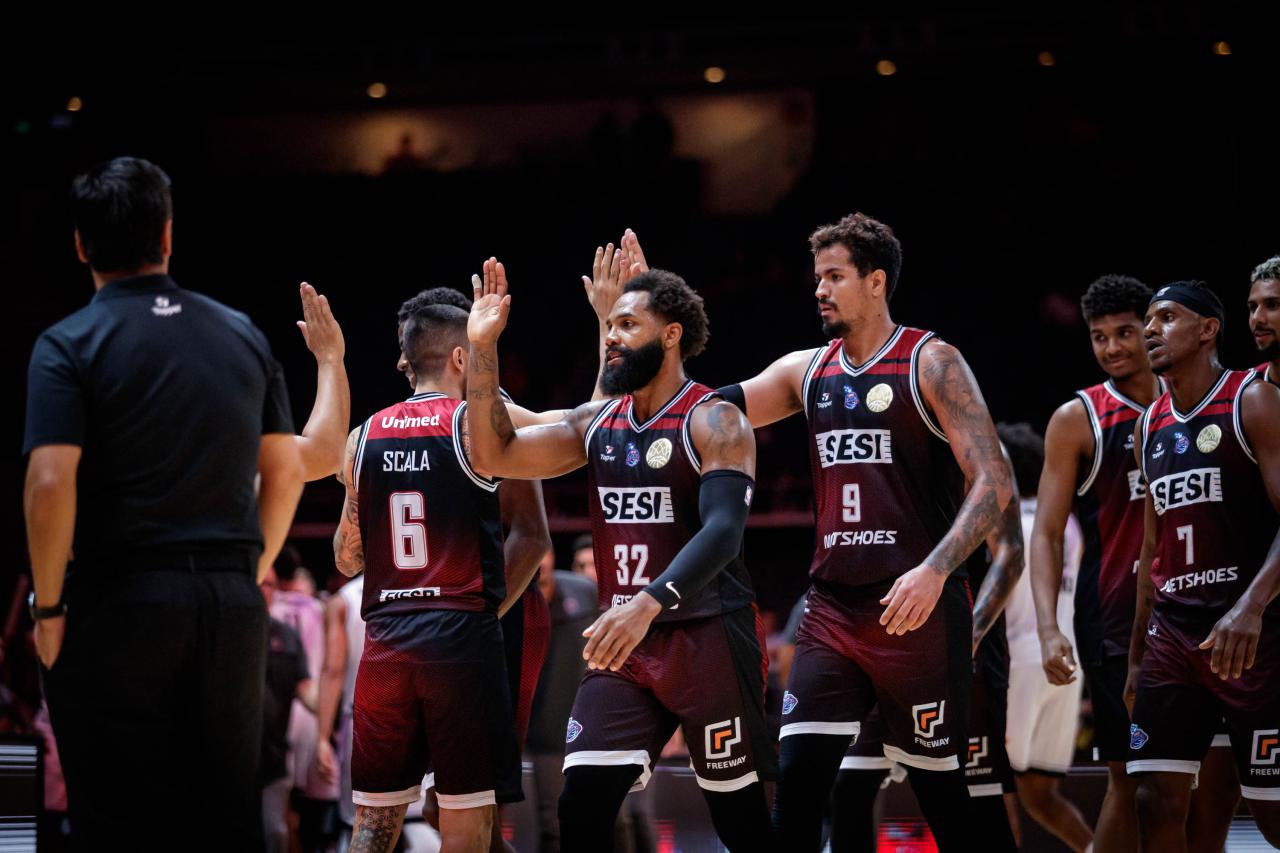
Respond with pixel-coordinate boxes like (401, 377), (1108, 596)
(70, 548), (258, 577)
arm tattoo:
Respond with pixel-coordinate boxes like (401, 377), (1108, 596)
(972, 498), (1025, 642)
(335, 493), (364, 574)
(695, 402), (753, 474)
(467, 345), (516, 443)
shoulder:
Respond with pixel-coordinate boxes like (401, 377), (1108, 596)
(689, 399), (755, 454)
(567, 399), (614, 430)
(185, 289), (274, 353)
(1048, 397), (1090, 433)
(32, 303), (101, 362)
(916, 337), (965, 370)
(1241, 374), (1280, 419)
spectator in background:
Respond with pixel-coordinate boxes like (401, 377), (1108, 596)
(568, 534), (596, 584)
(315, 574), (366, 845)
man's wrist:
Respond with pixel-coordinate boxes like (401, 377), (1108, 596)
(634, 589), (665, 615)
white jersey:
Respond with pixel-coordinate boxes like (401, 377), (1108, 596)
(339, 576), (365, 716)
(1005, 498), (1083, 666)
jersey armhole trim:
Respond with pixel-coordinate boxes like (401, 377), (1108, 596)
(1233, 371), (1258, 464)
(583, 399), (621, 456)
(800, 343), (832, 420)
(351, 417), (373, 496)
(1075, 392), (1104, 497)
(1138, 404), (1154, 485)
(682, 391), (720, 474)
(452, 403), (500, 492)
(909, 332), (949, 443)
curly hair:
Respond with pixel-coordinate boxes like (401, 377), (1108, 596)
(809, 212), (903, 300)
(1080, 274), (1151, 323)
(1251, 256), (1280, 284)
(622, 269), (710, 359)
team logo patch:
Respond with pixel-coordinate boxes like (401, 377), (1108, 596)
(1125, 433), (1136, 451)
(818, 391), (833, 409)
(705, 717), (742, 759)
(646, 438), (673, 469)
(1197, 424), (1222, 453)
(782, 691), (798, 715)
(1173, 432), (1190, 455)
(912, 701), (945, 738)
(599, 443), (616, 462)
(866, 383), (893, 412)
(1253, 729), (1280, 765)
(566, 718), (583, 743)
(1156, 286), (1171, 296)
(843, 384), (860, 410)
(966, 737), (988, 769)
(151, 295), (182, 317)
(1151, 441), (1165, 460)
(1129, 724), (1149, 750)
(625, 442), (640, 467)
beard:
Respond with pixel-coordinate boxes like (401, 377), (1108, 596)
(821, 318), (850, 338)
(1259, 337), (1280, 361)
(600, 339), (666, 395)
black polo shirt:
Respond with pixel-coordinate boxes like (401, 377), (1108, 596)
(23, 274), (294, 570)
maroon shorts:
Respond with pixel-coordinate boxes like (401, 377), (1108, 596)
(965, 664), (1013, 796)
(563, 606), (777, 792)
(502, 583), (551, 749)
(352, 610), (521, 810)
(782, 577), (972, 771)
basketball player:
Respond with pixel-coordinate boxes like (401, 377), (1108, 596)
(464, 260), (776, 852)
(331, 291), (551, 853)
(1125, 281), (1280, 850)
(1032, 274), (1238, 852)
(1249, 256), (1280, 387)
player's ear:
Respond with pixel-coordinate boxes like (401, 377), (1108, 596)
(665, 322), (683, 352)
(160, 218), (173, 259)
(73, 230), (89, 264)
(1201, 317), (1220, 344)
(868, 268), (887, 297)
(452, 345), (467, 374)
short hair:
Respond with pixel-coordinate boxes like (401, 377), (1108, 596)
(996, 422), (1045, 497)
(1251, 256), (1280, 285)
(571, 534), (593, 555)
(274, 543), (304, 582)
(809, 212), (903, 301)
(397, 289), (470, 380)
(70, 156), (173, 273)
(622, 269), (710, 359)
(1080, 274), (1151, 323)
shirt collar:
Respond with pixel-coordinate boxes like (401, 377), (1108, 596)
(91, 274), (179, 303)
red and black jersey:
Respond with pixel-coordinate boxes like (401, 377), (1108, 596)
(1072, 381), (1150, 661)
(802, 327), (965, 588)
(354, 392), (504, 619)
(1257, 361), (1278, 388)
(584, 379), (755, 622)
(1140, 370), (1276, 620)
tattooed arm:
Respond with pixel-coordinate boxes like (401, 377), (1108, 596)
(333, 426), (365, 577)
(879, 340), (1014, 635)
(971, 447), (1025, 653)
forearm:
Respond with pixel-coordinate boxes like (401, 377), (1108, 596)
(1239, 532), (1280, 614)
(592, 320), (610, 401)
(298, 360), (351, 481)
(24, 477), (76, 606)
(316, 667), (343, 741)
(643, 471), (752, 609)
(1128, 552), (1156, 671)
(972, 503), (1025, 644)
(466, 342), (520, 472)
(258, 468), (304, 580)
(924, 473), (1004, 576)
(333, 515), (364, 577)
(498, 528), (552, 617)
(1030, 530), (1067, 636)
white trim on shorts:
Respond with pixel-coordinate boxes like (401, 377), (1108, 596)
(779, 721), (860, 739)
(1211, 734), (1232, 748)
(968, 783), (1004, 798)
(693, 771), (760, 792)
(883, 745), (959, 772)
(563, 749), (653, 792)
(1241, 785), (1280, 802)
(352, 785), (423, 808)
(422, 772), (435, 791)
(841, 755), (894, 771)
(1126, 759), (1200, 775)
(437, 789), (497, 810)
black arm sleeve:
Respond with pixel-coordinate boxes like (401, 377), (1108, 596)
(641, 470), (753, 609)
(715, 383), (747, 415)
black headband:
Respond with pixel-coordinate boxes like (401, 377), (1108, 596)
(1149, 283), (1224, 324)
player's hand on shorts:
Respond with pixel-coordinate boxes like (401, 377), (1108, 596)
(583, 242), (625, 324)
(314, 738), (338, 786)
(879, 564), (946, 636)
(1199, 599), (1263, 680)
(468, 258), (512, 346)
(1038, 628), (1078, 685)
(582, 591), (662, 671)
(296, 282), (345, 364)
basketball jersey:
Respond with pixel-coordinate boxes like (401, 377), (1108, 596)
(339, 575), (365, 716)
(1072, 380), (1151, 660)
(583, 379), (755, 622)
(1140, 370), (1275, 620)
(802, 327), (964, 588)
(1257, 361), (1278, 388)
(354, 392), (504, 619)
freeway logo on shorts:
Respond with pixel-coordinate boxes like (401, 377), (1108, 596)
(1129, 724), (1149, 750)
(705, 717), (742, 760)
(566, 718), (583, 743)
(1253, 730), (1280, 765)
(966, 737), (988, 769)
(912, 701), (945, 738)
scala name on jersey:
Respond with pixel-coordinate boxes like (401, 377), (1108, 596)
(382, 450), (431, 472)
(814, 429), (893, 468)
(598, 487), (675, 524)
(1149, 467), (1223, 514)
(380, 413), (442, 429)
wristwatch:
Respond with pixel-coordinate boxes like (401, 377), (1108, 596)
(27, 592), (66, 621)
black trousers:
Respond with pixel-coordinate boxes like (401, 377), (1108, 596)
(43, 566), (268, 852)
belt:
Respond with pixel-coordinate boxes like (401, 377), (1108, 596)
(73, 549), (257, 576)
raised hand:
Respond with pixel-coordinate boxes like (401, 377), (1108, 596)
(620, 227), (650, 279)
(582, 242), (624, 325)
(468, 257), (512, 346)
(296, 282), (345, 365)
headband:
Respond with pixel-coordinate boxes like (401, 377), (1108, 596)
(1149, 282), (1224, 324)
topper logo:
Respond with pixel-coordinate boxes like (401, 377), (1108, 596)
(913, 701), (945, 738)
(705, 717), (742, 760)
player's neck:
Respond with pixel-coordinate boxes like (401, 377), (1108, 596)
(1164, 355), (1225, 412)
(631, 363), (689, 423)
(414, 376), (463, 400)
(1112, 370), (1161, 407)
(839, 314), (898, 365)
(92, 261), (169, 290)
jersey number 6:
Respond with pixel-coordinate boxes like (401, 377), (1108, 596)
(390, 491), (429, 570)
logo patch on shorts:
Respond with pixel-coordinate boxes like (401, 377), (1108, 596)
(566, 717), (583, 743)
(912, 701), (945, 738)
(782, 691), (798, 715)
(1253, 730), (1280, 765)
(966, 737), (988, 769)
(1129, 724), (1149, 750)
(705, 717), (742, 760)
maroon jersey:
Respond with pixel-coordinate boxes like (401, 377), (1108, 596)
(1257, 361), (1278, 388)
(1140, 370), (1275, 620)
(1072, 381), (1149, 660)
(584, 380), (755, 622)
(802, 327), (964, 588)
(354, 392), (504, 619)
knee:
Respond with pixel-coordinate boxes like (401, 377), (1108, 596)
(1134, 776), (1189, 829)
(1250, 803), (1280, 847)
(1014, 778), (1054, 821)
(558, 765), (637, 820)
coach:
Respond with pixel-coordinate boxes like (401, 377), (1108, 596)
(22, 157), (305, 849)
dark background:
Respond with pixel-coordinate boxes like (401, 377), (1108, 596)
(6, 9), (1279, 634)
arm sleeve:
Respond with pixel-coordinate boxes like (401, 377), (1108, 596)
(23, 333), (85, 453)
(715, 383), (747, 414)
(641, 469), (754, 609)
(262, 359), (295, 435)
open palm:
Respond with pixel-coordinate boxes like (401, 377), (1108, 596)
(468, 256), (512, 346)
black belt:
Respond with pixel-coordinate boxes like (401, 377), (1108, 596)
(73, 550), (257, 576)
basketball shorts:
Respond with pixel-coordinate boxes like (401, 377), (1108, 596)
(501, 583), (551, 750)
(1082, 653), (1132, 763)
(965, 663), (1015, 796)
(1005, 661), (1083, 775)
